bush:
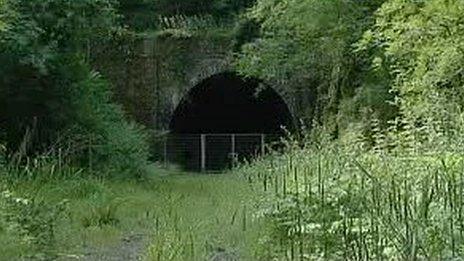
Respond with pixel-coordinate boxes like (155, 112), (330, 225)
(0, 54), (150, 177)
(0, 0), (149, 177)
(53, 57), (150, 176)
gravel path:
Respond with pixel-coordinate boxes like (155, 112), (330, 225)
(75, 233), (148, 261)
(25, 234), (148, 261)
(59, 234), (239, 261)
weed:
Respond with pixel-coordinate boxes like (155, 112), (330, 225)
(0, 190), (68, 258)
(239, 130), (464, 260)
(81, 197), (123, 228)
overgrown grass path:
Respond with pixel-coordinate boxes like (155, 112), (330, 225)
(1, 171), (262, 261)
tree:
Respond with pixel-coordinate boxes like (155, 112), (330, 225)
(360, 0), (464, 146)
(0, 0), (120, 72)
(235, 0), (386, 134)
(0, 0), (149, 174)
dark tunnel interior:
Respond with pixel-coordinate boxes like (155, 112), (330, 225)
(170, 72), (293, 134)
(167, 72), (294, 171)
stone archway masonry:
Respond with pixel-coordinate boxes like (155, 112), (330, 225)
(138, 36), (302, 131)
(93, 35), (310, 132)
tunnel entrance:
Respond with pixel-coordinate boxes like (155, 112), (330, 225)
(167, 72), (293, 171)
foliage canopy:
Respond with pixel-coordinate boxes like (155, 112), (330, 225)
(0, 0), (149, 175)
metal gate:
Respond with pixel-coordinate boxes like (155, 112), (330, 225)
(165, 133), (265, 172)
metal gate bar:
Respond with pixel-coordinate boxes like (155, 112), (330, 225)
(199, 133), (265, 172)
(165, 133), (268, 172)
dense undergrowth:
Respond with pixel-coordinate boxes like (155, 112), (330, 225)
(0, 0), (150, 177)
(234, 2), (464, 258)
(238, 125), (464, 260)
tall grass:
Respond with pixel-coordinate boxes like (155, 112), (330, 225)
(0, 153), (263, 260)
(146, 174), (263, 261)
(0, 154), (158, 260)
(239, 130), (464, 260)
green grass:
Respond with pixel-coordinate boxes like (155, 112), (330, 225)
(146, 173), (264, 261)
(0, 165), (263, 260)
(6, 133), (462, 261)
(4, 140), (464, 261)
(0, 174), (156, 259)
(238, 137), (464, 260)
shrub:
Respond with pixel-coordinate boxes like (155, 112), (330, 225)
(53, 57), (150, 176)
(0, 0), (149, 177)
(0, 55), (150, 177)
